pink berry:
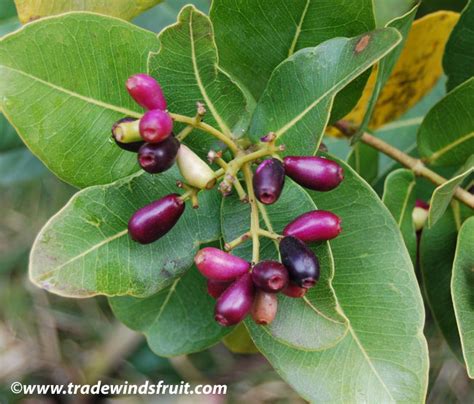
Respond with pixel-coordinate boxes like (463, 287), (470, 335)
(139, 110), (173, 143)
(194, 248), (250, 281)
(126, 74), (167, 110)
(283, 210), (342, 242)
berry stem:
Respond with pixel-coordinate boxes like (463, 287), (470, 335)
(210, 153), (248, 201)
(335, 122), (474, 210)
(176, 125), (194, 142)
(224, 232), (251, 251)
(243, 163), (261, 263)
(258, 229), (282, 240)
(169, 112), (239, 154)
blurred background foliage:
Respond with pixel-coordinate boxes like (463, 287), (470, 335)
(0, 0), (473, 402)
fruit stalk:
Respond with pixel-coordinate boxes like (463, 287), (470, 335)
(242, 163), (261, 263)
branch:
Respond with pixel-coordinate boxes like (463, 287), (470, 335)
(335, 122), (474, 209)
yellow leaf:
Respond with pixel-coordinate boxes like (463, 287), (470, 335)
(14, 0), (162, 24)
(329, 11), (459, 136)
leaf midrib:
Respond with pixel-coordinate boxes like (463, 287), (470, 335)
(0, 65), (142, 118)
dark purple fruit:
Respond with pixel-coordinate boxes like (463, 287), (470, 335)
(195, 248), (250, 281)
(251, 291), (278, 325)
(138, 137), (180, 174)
(126, 74), (167, 111)
(253, 158), (285, 205)
(215, 273), (255, 326)
(283, 210), (341, 242)
(279, 236), (320, 288)
(207, 279), (232, 299)
(251, 261), (289, 293)
(282, 283), (307, 298)
(128, 194), (185, 244)
(139, 109), (173, 143)
(283, 156), (343, 191)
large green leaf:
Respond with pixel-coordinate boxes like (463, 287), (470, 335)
(221, 180), (347, 351)
(443, 0), (474, 91)
(428, 156), (474, 227)
(352, 4), (418, 142)
(373, 0), (417, 27)
(418, 78), (474, 167)
(148, 6), (251, 155)
(0, 13), (159, 188)
(14, 0), (162, 24)
(382, 169), (417, 263)
(247, 156), (428, 403)
(451, 217), (474, 378)
(420, 206), (463, 359)
(29, 167), (221, 298)
(249, 29), (402, 155)
(109, 265), (230, 357)
(210, 0), (375, 104)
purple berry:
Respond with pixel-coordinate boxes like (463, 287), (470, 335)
(283, 210), (342, 242)
(215, 273), (255, 326)
(279, 236), (320, 288)
(128, 194), (185, 244)
(283, 156), (344, 191)
(138, 137), (180, 174)
(251, 291), (278, 325)
(253, 159), (285, 205)
(126, 74), (167, 110)
(139, 110), (173, 143)
(282, 282), (307, 298)
(194, 247), (250, 281)
(251, 261), (289, 293)
(207, 279), (232, 299)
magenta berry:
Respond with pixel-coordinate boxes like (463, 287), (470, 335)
(282, 283), (307, 298)
(415, 199), (430, 210)
(195, 247), (250, 281)
(128, 194), (185, 244)
(207, 279), (232, 299)
(253, 158), (285, 205)
(139, 110), (173, 143)
(138, 137), (180, 174)
(283, 210), (341, 242)
(283, 156), (343, 191)
(215, 273), (255, 326)
(126, 73), (167, 110)
(251, 291), (278, 325)
(251, 261), (289, 293)
(279, 236), (320, 288)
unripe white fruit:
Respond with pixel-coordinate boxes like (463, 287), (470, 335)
(176, 145), (216, 189)
(412, 206), (429, 231)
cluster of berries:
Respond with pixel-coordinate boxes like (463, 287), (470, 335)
(196, 156), (344, 327)
(111, 73), (345, 328)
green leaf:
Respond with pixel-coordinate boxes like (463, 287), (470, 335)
(418, 0), (467, 16)
(222, 323), (259, 354)
(451, 217), (474, 378)
(373, 0), (417, 27)
(210, 0), (376, 104)
(420, 206), (464, 359)
(14, 0), (162, 24)
(352, 4), (418, 142)
(29, 168), (221, 298)
(0, 13), (159, 188)
(443, 0), (474, 91)
(221, 179), (347, 351)
(418, 78), (474, 167)
(0, 0), (19, 37)
(382, 169), (417, 262)
(133, 0), (210, 33)
(247, 156), (428, 403)
(347, 142), (379, 183)
(428, 156), (474, 227)
(148, 5), (251, 155)
(249, 29), (402, 155)
(109, 265), (230, 357)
